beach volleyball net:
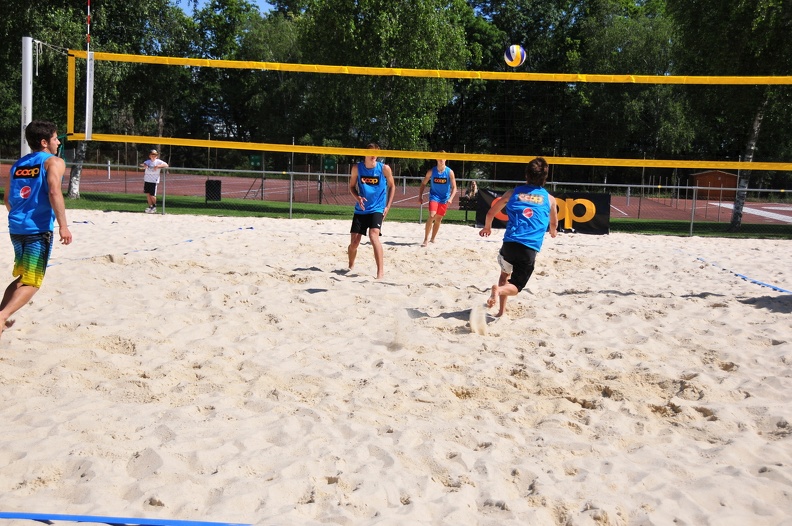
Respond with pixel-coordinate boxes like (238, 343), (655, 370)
(65, 50), (792, 173)
(53, 50), (791, 235)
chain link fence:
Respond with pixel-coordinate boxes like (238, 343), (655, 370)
(1, 159), (789, 237)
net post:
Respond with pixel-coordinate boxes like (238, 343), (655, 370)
(67, 54), (76, 135)
(21, 36), (33, 157)
(85, 51), (94, 140)
(689, 186), (697, 236)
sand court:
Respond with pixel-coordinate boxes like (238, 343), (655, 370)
(0, 210), (790, 525)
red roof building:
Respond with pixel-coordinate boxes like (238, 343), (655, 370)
(691, 170), (738, 200)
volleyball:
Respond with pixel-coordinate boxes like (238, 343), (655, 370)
(504, 45), (526, 68)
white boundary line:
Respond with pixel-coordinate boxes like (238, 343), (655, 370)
(711, 203), (792, 223)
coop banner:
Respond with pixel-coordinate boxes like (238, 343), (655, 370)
(476, 189), (508, 229)
(556, 193), (610, 234)
(477, 190), (610, 235)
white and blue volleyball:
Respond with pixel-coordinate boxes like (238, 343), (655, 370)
(504, 45), (526, 68)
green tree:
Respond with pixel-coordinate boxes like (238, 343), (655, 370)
(431, 0), (505, 161)
(235, 11), (303, 168)
(188, 0), (260, 167)
(67, 0), (194, 195)
(0, 0), (84, 156)
(0, 0), (196, 193)
(269, 0), (310, 15)
(294, 0), (470, 171)
(666, 0), (792, 229)
(90, 0), (196, 138)
(567, 0), (692, 183)
(460, 0), (585, 180)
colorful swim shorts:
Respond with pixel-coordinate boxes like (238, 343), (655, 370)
(11, 232), (53, 288)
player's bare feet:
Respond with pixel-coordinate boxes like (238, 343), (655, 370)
(421, 241), (428, 247)
(486, 285), (498, 308)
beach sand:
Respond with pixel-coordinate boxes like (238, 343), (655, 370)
(0, 210), (790, 525)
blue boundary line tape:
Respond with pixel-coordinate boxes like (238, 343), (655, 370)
(0, 512), (250, 526)
(696, 257), (791, 294)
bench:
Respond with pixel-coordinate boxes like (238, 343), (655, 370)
(459, 195), (478, 211)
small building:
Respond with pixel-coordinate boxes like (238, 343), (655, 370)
(691, 170), (738, 200)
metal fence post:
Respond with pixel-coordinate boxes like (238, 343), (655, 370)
(161, 169), (167, 215)
(289, 170), (294, 219)
(689, 186), (697, 236)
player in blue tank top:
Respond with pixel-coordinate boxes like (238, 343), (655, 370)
(1, 120), (73, 340)
(353, 160), (388, 214)
(347, 143), (395, 279)
(418, 153), (457, 247)
(479, 157), (557, 317)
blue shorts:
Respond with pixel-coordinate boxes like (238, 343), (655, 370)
(11, 232), (54, 288)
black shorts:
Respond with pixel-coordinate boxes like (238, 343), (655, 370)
(143, 182), (158, 196)
(350, 212), (384, 236)
(500, 241), (537, 292)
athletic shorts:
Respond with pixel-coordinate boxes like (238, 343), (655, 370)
(144, 181), (158, 196)
(11, 232), (54, 288)
(428, 200), (449, 217)
(498, 241), (537, 292)
(350, 212), (384, 236)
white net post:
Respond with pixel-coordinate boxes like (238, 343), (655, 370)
(85, 51), (94, 140)
(21, 36), (33, 156)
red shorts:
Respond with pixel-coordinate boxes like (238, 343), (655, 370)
(428, 200), (449, 217)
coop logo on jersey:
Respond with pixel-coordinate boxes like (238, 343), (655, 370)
(516, 193), (545, 205)
(14, 166), (40, 178)
(433, 177), (448, 184)
(19, 186), (32, 199)
(360, 177), (380, 185)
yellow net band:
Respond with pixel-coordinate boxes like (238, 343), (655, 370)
(67, 133), (792, 171)
(67, 50), (792, 85)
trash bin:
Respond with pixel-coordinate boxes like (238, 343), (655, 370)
(205, 179), (221, 202)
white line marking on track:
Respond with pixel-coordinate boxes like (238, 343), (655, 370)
(711, 203), (792, 223)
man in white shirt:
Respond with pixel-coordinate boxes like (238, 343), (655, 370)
(140, 149), (168, 213)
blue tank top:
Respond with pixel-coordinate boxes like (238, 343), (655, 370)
(503, 185), (551, 252)
(429, 166), (452, 204)
(8, 151), (56, 234)
(355, 161), (387, 214)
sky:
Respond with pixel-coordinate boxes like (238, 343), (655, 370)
(175, 0), (274, 14)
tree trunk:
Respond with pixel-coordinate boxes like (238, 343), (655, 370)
(729, 95), (769, 231)
(157, 105), (165, 140)
(67, 141), (87, 199)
